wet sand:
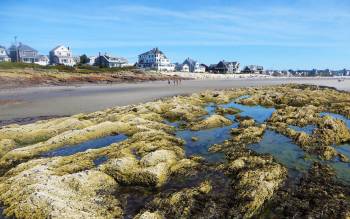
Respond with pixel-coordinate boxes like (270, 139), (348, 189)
(0, 77), (349, 122)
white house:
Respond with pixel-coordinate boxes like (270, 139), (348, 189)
(35, 55), (49, 66)
(175, 63), (190, 72)
(0, 46), (10, 62)
(94, 54), (129, 68)
(183, 58), (205, 73)
(49, 45), (75, 66)
(88, 56), (97, 66)
(138, 48), (175, 71)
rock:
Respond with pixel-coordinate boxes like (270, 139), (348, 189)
(190, 115), (232, 131)
(228, 156), (287, 218)
(270, 163), (350, 218)
(239, 119), (255, 128)
(0, 117), (93, 145)
(338, 153), (350, 162)
(215, 107), (241, 115)
(0, 159), (122, 219)
(142, 181), (213, 218)
(134, 211), (164, 219)
(0, 139), (17, 158)
(191, 137), (198, 141)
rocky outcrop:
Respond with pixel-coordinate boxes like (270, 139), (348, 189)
(0, 158), (122, 219)
(189, 114), (232, 131)
(270, 163), (350, 218)
(228, 155), (287, 218)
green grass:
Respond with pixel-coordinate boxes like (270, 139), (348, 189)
(0, 62), (137, 74)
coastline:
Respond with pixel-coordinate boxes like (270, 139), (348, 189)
(0, 77), (349, 123)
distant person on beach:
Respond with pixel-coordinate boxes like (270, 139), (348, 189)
(168, 79), (170, 85)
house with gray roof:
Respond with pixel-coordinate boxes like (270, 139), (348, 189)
(8, 42), (48, 65)
(209, 60), (240, 74)
(242, 65), (264, 74)
(8, 43), (38, 63)
(138, 48), (175, 71)
(182, 58), (205, 73)
(175, 63), (190, 72)
(0, 45), (11, 62)
(94, 53), (129, 68)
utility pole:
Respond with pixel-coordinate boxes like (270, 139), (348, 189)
(14, 36), (19, 62)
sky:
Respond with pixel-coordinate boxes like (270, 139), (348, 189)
(1, 0), (350, 69)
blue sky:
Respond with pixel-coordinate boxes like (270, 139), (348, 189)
(1, 0), (350, 69)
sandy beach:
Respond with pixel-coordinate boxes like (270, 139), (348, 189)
(0, 77), (349, 122)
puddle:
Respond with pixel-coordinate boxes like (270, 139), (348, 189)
(93, 155), (108, 166)
(336, 144), (350, 158)
(320, 112), (350, 128)
(42, 134), (127, 157)
(288, 124), (316, 135)
(176, 122), (238, 163)
(220, 101), (275, 123)
(330, 161), (350, 184)
(165, 97), (350, 184)
(249, 130), (312, 174)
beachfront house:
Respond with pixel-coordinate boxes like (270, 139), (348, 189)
(9, 43), (36, 63)
(242, 65), (264, 74)
(49, 45), (75, 66)
(8, 42), (49, 65)
(0, 45), (11, 62)
(138, 48), (175, 71)
(94, 53), (129, 68)
(35, 55), (49, 66)
(175, 63), (190, 72)
(88, 56), (97, 66)
(182, 58), (205, 73)
(209, 60), (240, 74)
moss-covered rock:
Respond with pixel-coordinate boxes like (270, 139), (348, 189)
(190, 114), (232, 131)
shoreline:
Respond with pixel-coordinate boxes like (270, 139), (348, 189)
(0, 77), (349, 123)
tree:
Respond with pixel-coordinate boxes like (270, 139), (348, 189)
(80, 54), (90, 64)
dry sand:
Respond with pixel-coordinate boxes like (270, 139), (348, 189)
(0, 77), (349, 122)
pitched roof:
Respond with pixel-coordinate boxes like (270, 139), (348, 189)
(50, 45), (69, 52)
(183, 57), (197, 66)
(139, 48), (165, 57)
(18, 43), (37, 52)
(103, 55), (128, 63)
(0, 45), (6, 50)
(8, 43), (38, 53)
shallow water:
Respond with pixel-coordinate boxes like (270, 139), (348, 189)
(176, 122), (238, 163)
(336, 144), (350, 158)
(169, 98), (350, 184)
(320, 112), (350, 128)
(42, 134), (127, 157)
(93, 155), (108, 166)
(249, 130), (312, 174)
(220, 101), (275, 123)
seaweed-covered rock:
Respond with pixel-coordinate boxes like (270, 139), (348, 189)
(313, 115), (350, 145)
(0, 159), (122, 219)
(239, 119), (255, 128)
(0, 121), (133, 170)
(270, 163), (350, 218)
(215, 106), (241, 115)
(134, 211), (164, 219)
(0, 117), (93, 145)
(144, 181), (213, 218)
(190, 115), (232, 131)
